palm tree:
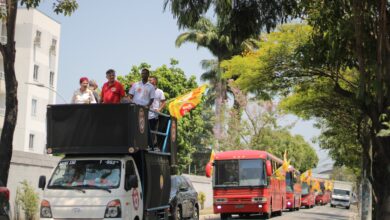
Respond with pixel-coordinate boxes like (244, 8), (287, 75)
(175, 17), (257, 149)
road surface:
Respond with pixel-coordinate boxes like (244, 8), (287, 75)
(200, 204), (358, 220)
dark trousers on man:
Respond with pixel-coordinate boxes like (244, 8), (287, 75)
(149, 118), (159, 148)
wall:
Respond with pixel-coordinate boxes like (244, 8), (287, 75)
(7, 150), (60, 219)
(183, 174), (213, 209)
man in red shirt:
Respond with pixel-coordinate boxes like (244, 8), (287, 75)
(100, 69), (125, 103)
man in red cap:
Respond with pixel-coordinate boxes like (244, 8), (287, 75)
(101, 69), (125, 103)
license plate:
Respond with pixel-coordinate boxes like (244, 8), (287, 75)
(235, 204), (244, 209)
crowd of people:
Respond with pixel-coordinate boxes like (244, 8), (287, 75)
(71, 68), (166, 148)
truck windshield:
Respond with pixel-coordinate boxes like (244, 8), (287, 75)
(214, 159), (266, 187)
(302, 182), (310, 195)
(333, 189), (350, 196)
(48, 160), (121, 189)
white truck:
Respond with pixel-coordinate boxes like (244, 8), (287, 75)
(38, 104), (177, 220)
(330, 181), (353, 209)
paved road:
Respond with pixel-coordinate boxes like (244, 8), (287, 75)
(201, 204), (358, 220)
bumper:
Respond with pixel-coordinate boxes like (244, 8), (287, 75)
(331, 200), (350, 207)
(214, 203), (267, 214)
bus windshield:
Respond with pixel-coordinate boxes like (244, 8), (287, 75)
(214, 159), (267, 187)
(285, 172), (294, 192)
(302, 182), (310, 195)
(48, 160), (121, 189)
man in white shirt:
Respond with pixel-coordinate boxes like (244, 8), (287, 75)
(129, 68), (155, 107)
(148, 76), (166, 148)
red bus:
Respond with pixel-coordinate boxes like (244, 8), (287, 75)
(301, 180), (316, 208)
(285, 167), (301, 211)
(207, 150), (286, 219)
(315, 179), (331, 205)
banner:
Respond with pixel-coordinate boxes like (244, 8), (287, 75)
(168, 85), (207, 119)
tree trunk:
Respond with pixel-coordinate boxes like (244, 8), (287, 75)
(371, 134), (390, 219)
(0, 0), (18, 186)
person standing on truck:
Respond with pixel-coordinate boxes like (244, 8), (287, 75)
(71, 77), (97, 104)
(89, 79), (100, 103)
(128, 68), (155, 107)
(148, 76), (166, 147)
(101, 69), (125, 104)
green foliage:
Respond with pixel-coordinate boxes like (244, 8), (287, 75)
(15, 180), (39, 220)
(164, 0), (299, 42)
(118, 60), (213, 173)
(198, 191), (206, 209)
(331, 166), (358, 183)
(252, 127), (318, 172)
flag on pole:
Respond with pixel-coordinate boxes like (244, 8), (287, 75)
(168, 84), (207, 119)
(282, 150), (290, 172)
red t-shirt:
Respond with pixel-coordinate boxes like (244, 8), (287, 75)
(101, 81), (125, 104)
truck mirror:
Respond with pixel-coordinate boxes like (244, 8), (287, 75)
(38, 175), (46, 190)
(266, 161), (272, 177)
(179, 184), (188, 192)
(126, 175), (138, 190)
(205, 162), (213, 178)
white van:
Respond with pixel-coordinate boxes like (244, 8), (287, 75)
(331, 181), (353, 209)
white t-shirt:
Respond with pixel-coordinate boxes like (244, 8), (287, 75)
(71, 89), (96, 104)
(149, 88), (166, 119)
(129, 81), (155, 106)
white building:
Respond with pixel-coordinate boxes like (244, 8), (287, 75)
(0, 8), (60, 154)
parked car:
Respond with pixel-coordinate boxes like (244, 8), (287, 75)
(169, 175), (199, 220)
(0, 180), (10, 220)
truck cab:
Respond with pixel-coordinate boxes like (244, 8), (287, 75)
(39, 104), (177, 220)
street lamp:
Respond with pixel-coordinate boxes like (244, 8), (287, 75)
(25, 82), (67, 104)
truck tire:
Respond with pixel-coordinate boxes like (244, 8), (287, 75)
(346, 206), (350, 210)
(220, 213), (230, 220)
(173, 205), (182, 220)
(192, 205), (199, 220)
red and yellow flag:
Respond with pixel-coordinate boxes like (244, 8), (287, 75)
(168, 84), (207, 119)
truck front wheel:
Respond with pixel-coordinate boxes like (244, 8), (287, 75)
(220, 213), (230, 220)
(172, 205), (182, 220)
(346, 206), (350, 209)
(192, 205), (199, 220)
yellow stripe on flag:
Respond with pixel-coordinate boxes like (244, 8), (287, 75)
(168, 84), (207, 119)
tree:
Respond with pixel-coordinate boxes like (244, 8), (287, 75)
(220, 79), (318, 172)
(164, 0), (297, 150)
(0, 0), (78, 186)
(118, 59), (214, 173)
(222, 15), (390, 217)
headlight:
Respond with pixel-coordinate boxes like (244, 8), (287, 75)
(215, 198), (227, 203)
(105, 200), (121, 218)
(40, 200), (52, 218)
(252, 197), (267, 203)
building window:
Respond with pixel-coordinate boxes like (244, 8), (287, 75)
(34, 30), (41, 47)
(29, 134), (34, 150)
(31, 99), (37, 116)
(49, 71), (54, 87)
(50, 39), (57, 55)
(33, 65), (39, 81)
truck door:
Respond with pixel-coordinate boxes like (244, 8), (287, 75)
(125, 160), (143, 220)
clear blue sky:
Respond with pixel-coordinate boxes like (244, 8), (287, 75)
(38, 0), (330, 171)
(38, 0), (214, 102)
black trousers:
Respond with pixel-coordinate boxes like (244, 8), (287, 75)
(149, 118), (159, 148)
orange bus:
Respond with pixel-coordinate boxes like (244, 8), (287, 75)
(285, 167), (301, 211)
(206, 150), (286, 219)
(315, 179), (331, 205)
(301, 179), (316, 208)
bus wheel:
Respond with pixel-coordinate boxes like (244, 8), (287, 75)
(220, 213), (230, 220)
